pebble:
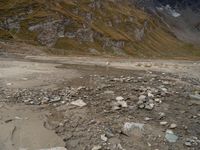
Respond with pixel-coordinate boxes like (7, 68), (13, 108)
(51, 96), (61, 103)
(160, 121), (168, 126)
(92, 145), (102, 150)
(148, 92), (154, 98)
(139, 95), (146, 101)
(116, 96), (124, 101)
(70, 99), (87, 107)
(159, 112), (166, 119)
(170, 123), (177, 129)
(144, 117), (152, 121)
(101, 134), (108, 142)
(6, 83), (12, 86)
(165, 130), (178, 143)
(145, 103), (154, 110)
(123, 122), (144, 135)
(184, 141), (192, 147)
(155, 98), (162, 103)
(189, 94), (200, 100)
(117, 100), (128, 108)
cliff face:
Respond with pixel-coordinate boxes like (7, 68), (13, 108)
(0, 0), (199, 58)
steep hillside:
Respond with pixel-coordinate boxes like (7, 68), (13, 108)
(136, 0), (200, 45)
(0, 0), (200, 58)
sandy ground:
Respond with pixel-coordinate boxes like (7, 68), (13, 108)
(0, 55), (199, 150)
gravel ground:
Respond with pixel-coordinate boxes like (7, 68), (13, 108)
(0, 55), (200, 150)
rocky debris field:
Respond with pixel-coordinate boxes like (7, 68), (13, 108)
(1, 62), (200, 150)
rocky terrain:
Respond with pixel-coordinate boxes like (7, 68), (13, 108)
(0, 1), (200, 150)
(0, 54), (200, 150)
(0, 0), (200, 58)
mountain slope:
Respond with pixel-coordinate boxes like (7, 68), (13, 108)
(136, 0), (200, 45)
(0, 0), (200, 58)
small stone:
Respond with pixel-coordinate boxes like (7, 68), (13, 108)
(145, 103), (154, 110)
(123, 122), (144, 136)
(159, 112), (166, 119)
(138, 104), (145, 109)
(184, 141), (192, 147)
(147, 142), (152, 147)
(155, 98), (161, 103)
(160, 121), (168, 126)
(117, 100), (128, 108)
(165, 130), (178, 143)
(116, 96), (124, 101)
(144, 63), (152, 68)
(144, 117), (152, 121)
(92, 145), (102, 150)
(71, 99), (87, 107)
(148, 93), (154, 98)
(101, 134), (108, 142)
(160, 87), (168, 92)
(112, 105), (121, 110)
(190, 94), (200, 100)
(6, 83), (12, 86)
(139, 95), (146, 101)
(170, 123), (177, 129)
(51, 96), (61, 102)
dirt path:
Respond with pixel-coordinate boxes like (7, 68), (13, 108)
(0, 55), (199, 150)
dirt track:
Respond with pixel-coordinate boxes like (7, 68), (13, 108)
(0, 55), (200, 150)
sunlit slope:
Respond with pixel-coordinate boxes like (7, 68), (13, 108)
(0, 0), (199, 58)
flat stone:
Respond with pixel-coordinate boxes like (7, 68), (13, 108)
(123, 122), (144, 136)
(92, 145), (102, 150)
(117, 100), (128, 108)
(160, 121), (168, 126)
(190, 94), (200, 100)
(51, 96), (61, 102)
(70, 99), (87, 107)
(101, 134), (108, 142)
(165, 130), (178, 143)
(148, 93), (154, 98)
(139, 95), (146, 101)
(184, 141), (192, 147)
(145, 103), (154, 110)
(144, 117), (152, 121)
(116, 96), (124, 101)
(170, 123), (177, 129)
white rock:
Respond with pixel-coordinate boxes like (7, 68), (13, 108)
(170, 123), (177, 129)
(123, 122), (144, 132)
(116, 96), (124, 101)
(71, 99), (87, 107)
(144, 117), (152, 121)
(148, 93), (154, 98)
(160, 121), (168, 126)
(92, 145), (102, 150)
(101, 134), (108, 142)
(139, 95), (146, 101)
(6, 83), (12, 86)
(155, 98), (161, 103)
(117, 100), (128, 108)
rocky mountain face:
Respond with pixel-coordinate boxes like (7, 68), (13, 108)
(0, 0), (199, 57)
(136, 0), (200, 44)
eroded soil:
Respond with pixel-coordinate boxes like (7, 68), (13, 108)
(0, 55), (200, 150)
